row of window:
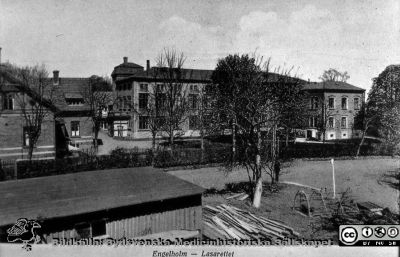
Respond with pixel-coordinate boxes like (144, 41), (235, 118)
(308, 116), (351, 129)
(137, 115), (199, 130)
(310, 97), (360, 110)
(116, 83), (200, 93)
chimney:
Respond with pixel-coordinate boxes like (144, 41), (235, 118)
(123, 57), (128, 64)
(0, 47), (2, 64)
(146, 60), (150, 71)
(53, 70), (59, 85)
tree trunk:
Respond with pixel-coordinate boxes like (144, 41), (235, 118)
(252, 130), (263, 208)
(152, 132), (156, 166)
(200, 130), (204, 163)
(27, 145), (34, 162)
(252, 176), (263, 208)
(285, 127), (289, 147)
(232, 123), (236, 160)
(356, 128), (367, 157)
(271, 124), (277, 183)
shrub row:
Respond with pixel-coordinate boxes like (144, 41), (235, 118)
(11, 146), (230, 180)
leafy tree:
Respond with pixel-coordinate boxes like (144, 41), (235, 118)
(320, 68), (350, 82)
(365, 65), (400, 154)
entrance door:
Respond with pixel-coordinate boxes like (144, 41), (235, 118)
(306, 130), (312, 138)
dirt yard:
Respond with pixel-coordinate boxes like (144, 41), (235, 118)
(168, 157), (400, 213)
(169, 157), (399, 242)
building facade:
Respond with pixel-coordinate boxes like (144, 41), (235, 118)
(302, 81), (366, 140)
(111, 57), (212, 139)
(0, 72), (56, 160)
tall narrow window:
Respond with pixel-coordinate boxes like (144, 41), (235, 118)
(71, 121), (80, 137)
(189, 116), (199, 130)
(354, 98), (360, 110)
(328, 117), (334, 128)
(139, 93), (148, 109)
(189, 94), (198, 109)
(341, 117), (347, 128)
(23, 126), (33, 146)
(328, 97), (335, 109)
(341, 97), (348, 109)
(139, 116), (149, 130)
(310, 97), (318, 109)
(3, 94), (14, 110)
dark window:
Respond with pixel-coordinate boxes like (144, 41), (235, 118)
(341, 117), (347, 128)
(92, 220), (106, 238)
(328, 117), (334, 128)
(189, 116), (199, 130)
(139, 116), (149, 130)
(23, 126), (34, 146)
(71, 121), (80, 137)
(189, 94), (198, 109)
(328, 97), (335, 109)
(139, 93), (148, 109)
(310, 97), (318, 109)
(354, 98), (360, 110)
(139, 84), (148, 92)
(341, 97), (348, 109)
(3, 94), (14, 110)
(156, 93), (166, 109)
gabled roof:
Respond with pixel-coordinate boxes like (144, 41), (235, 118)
(302, 81), (365, 92)
(0, 167), (204, 226)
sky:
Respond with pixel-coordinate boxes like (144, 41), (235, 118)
(0, 0), (399, 93)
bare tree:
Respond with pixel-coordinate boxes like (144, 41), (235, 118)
(154, 48), (189, 147)
(320, 68), (350, 82)
(81, 75), (113, 150)
(0, 63), (58, 161)
(211, 54), (304, 208)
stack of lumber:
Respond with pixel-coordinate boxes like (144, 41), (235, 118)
(226, 192), (249, 201)
(203, 204), (299, 240)
(357, 201), (383, 215)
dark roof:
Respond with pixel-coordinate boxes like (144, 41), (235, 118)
(114, 62), (143, 69)
(0, 167), (204, 226)
(52, 78), (92, 114)
(117, 67), (213, 83)
(302, 81), (365, 92)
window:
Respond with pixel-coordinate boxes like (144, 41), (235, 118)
(189, 116), (199, 130)
(139, 116), (149, 130)
(139, 83), (148, 92)
(3, 94), (14, 110)
(156, 93), (166, 108)
(310, 97), (318, 109)
(308, 116), (317, 128)
(156, 84), (165, 92)
(189, 94), (198, 109)
(23, 126), (34, 146)
(341, 117), (347, 128)
(328, 97), (335, 109)
(328, 117), (334, 128)
(117, 125), (123, 137)
(71, 121), (80, 137)
(341, 97), (348, 109)
(139, 93), (148, 109)
(354, 98), (360, 110)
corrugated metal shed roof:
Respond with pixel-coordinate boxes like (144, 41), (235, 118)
(0, 167), (204, 226)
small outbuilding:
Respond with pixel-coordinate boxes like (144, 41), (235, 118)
(0, 167), (204, 242)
